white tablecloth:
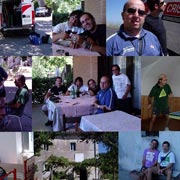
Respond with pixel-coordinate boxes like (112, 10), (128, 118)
(79, 110), (141, 132)
(47, 95), (96, 131)
(52, 43), (100, 56)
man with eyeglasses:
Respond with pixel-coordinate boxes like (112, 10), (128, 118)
(106, 0), (163, 56)
(112, 64), (131, 113)
(143, 0), (167, 55)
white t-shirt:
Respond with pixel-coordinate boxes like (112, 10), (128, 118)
(158, 151), (175, 167)
(112, 73), (131, 99)
(68, 84), (88, 93)
(53, 21), (69, 34)
(53, 21), (84, 34)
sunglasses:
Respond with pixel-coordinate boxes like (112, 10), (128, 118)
(126, 8), (146, 16)
(159, 1), (165, 5)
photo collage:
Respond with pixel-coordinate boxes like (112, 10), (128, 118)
(0, 0), (180, 180)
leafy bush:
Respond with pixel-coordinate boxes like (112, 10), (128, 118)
(53, 13), (69, 26)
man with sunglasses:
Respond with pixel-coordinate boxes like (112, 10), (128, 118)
(106, 0), (163, 56)
(143, 0), (167, 55)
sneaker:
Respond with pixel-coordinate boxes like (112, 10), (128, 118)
(164, 127), (169, 131)
(45, 120), (53, 126)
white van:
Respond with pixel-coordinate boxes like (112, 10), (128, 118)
(0, 0), (35, 36)
(162, 0), (180, 55)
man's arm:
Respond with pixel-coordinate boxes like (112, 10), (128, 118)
(91, 45), (106, 56)
(52, 32), (69, 42)
(122, 84), (131, 99)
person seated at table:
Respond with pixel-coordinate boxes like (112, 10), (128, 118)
(66, 76), (88, 96)
(87, 79), (99, 96)
(73, 12), (106, 55)
(5, 75), (29, 116)
(52, 10), (84, 43)
(42, 77), (67, 126)
(94, 75), (117, 114)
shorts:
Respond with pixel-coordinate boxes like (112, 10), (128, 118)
(152, 106), (169, 115)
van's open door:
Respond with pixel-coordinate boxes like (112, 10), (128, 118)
(22, 0), (33, 26)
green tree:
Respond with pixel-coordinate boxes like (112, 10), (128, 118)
(34, 132), (57, 156)
(53, 0), (81, 14)
(78, 132), (118, 180)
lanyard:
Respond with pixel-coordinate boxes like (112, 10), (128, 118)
(130, 37), (143, 56)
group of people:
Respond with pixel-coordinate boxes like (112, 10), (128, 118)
(140, 139), (175, 180)
(0, 66), (29, 129)
(42, 64), (132, 126)
(53, 10), (106, 55)
(106, 0), (167, 56)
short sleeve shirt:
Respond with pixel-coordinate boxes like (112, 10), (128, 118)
(112, 73), (131, 99)
(143, 148), (159, 168)
(53, 21), (84, 35)
(53, 22), (69, 34)
(149, 83), (172, 110)
(68, 84), (88, 93)
(14, 87), (28, 105)
(158, 151), (175, 167)
(50, 85), (67, 95)
(106, 25), (163, 56)
(96, 87), (117, 114)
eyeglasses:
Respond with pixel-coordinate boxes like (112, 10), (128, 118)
(125, 8), (146, 16)
(159, 1), (165, 5)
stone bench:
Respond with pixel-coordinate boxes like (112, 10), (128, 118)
(154, 171), (180, 180)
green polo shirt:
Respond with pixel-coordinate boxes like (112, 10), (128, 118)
(149, 83), (172, 110)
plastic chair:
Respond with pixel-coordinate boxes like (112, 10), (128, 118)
(3, 91), (30, 131)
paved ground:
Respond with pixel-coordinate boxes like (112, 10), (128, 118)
(0, 16), (52, 56)
(32, 104), (52, 131)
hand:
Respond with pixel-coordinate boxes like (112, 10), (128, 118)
(86, 37), (96, 45)
(122, 94), (127, 99)
(61, 32), (69, 40)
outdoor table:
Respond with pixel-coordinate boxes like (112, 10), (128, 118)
(79, 110), (141, 132)
(47, 95), (96, 131)
(52, 43), (100, 56)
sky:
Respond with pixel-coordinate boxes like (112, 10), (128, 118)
(106, 0), (127, 26)
(98, 142), (108, 154)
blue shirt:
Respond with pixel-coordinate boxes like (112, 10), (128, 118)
(106, 25), (163, 56)
(96, 87), (117, 114)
